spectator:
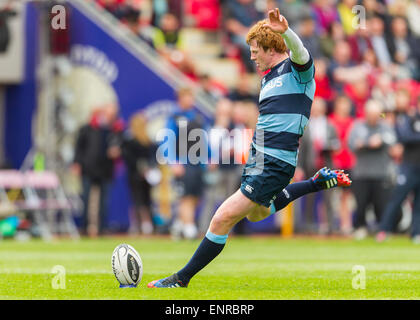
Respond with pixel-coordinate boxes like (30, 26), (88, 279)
(223, 0), (264, 72)
(327, 40), (357, 92)
(328, 40), (371, 93)
(298, 15), (323, 59)
(381, 86), (413, 128)
(347, 23), (373, 64)
(150, 0), (184, 27)
(362, 0), (387, 19)
(329, 95), (356, 234)
(343, 77), (372, 118)
(199, 99), (242, 233)
(329, 96), (356, 176)
(386, 16), (420, 80)
(369, 15), (393, 68)
(329, 39), (354, 72)
(152, 13), (198, 81)
(377, 95), (420, 243)
(371, 72), (396, 112)
(337, 0), (358, 36)
(153, 13), (184, 51)
(314, 58), (334, 102)
(395, 86), (413, 115)
(297, 97), (340, 234)
(165, 0), (184, 24)
(231, 100), (258, 235)
(311, 0), (340, 36)
(72, 104), (123, 237)
(319, 21), (346, 59)
(121, 7), (155, 48)
(277, 0), (312, 30)
(308, 98), (341, 171)
(167, 88), (207, 239)
(348, 99), (397, 239)
(121, 112), (158, 235)
(198, 74), (226, 105)
(361, 48), (382, 82)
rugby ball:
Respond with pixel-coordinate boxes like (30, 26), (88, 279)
(111, 244), (143, 287)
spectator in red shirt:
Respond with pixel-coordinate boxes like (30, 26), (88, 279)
(329, 95), (356, 234)
(329, 95), (356, 171)
(314, 58), (334, 103)
(347, 26), (373, 64)
(327, 40), (370, 93)
(343, 77), (372, 118)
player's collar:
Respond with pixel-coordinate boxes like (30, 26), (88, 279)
(268, 58), (288, 75)
(266, 57), (289, 75)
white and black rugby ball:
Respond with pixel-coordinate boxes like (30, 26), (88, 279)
(111, 244), (143, 287)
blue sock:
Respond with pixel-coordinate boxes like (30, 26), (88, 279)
(177, 231), (228, 283)
(272, 179), (318, 212)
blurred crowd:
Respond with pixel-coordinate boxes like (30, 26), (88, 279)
(73, 0), (420, 242)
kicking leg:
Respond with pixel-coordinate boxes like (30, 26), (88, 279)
(147, 189), (258, 288)
(247, 167), (352, 223)
(245, 179), (319, 223)
(271, 167), (351, 213)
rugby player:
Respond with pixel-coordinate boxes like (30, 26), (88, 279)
(148, 8), (351, 288)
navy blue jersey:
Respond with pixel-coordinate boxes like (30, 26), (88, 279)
(253, 56), (315, 167)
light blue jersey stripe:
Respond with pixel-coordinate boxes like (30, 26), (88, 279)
(259, 72), (315, 102)
(253, 142), (298, 167)
(256, 113), (309, 136)
(206, 230), (228, 244)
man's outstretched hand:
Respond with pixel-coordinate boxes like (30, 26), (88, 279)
(263, 8), (289, 34)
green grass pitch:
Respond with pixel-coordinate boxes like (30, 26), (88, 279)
(1, 236), (420, 299)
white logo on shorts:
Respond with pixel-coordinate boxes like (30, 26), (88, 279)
(269, 195), (277, 204)
(282, 189), (290, 199)
(245, 185), (254, 194)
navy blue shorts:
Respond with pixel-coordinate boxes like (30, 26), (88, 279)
(240, 144), (295, 207)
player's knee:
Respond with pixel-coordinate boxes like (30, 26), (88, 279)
(211, 209), (237, 229)
(211, 213), (231, 229)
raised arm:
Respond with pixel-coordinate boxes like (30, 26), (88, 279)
(263, 8), (310, 66)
